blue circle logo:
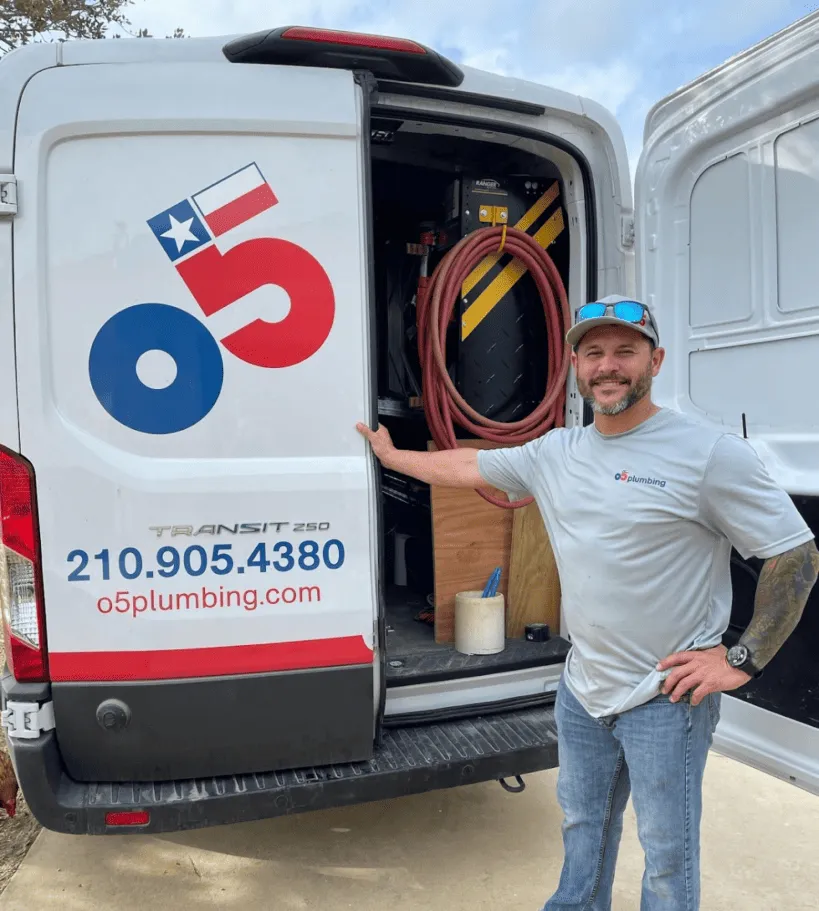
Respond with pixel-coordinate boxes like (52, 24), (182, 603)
(89, 303), (224, 435)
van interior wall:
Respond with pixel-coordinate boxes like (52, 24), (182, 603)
(726, 495), (819, 729)
(369, 120), (571, 655)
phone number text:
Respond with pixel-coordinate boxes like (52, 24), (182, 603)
(67, 540), (345, 583)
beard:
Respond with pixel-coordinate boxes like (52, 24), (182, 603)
(577, 363), (653, 416)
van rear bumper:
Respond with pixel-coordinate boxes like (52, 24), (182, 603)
(8, 703), (559, 835)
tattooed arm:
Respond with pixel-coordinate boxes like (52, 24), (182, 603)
(659, 434), (819, 705)
(659, 538), (819, 704)
(739, 539), (819, 670)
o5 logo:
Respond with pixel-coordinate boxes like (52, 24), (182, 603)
(88, 163), (335, 435)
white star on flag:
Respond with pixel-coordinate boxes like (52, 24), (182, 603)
(161, 214), (199, 252)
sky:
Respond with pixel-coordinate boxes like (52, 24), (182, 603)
(126, 0), (819, 177)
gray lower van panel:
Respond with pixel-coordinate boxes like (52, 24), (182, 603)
(52, 665), (374, 782)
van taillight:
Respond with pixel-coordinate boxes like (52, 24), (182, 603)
(0, 447), (47, 682)
(281, 27), (427, 55)
(105, 811), (150, 827)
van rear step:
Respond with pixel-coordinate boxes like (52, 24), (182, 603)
(386, 634), (570, 686)
(16, 704), (559, 835)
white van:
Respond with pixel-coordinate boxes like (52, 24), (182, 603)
(1, 17), (817, 835)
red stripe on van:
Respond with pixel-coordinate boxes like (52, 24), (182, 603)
(48, 636), (373, 682)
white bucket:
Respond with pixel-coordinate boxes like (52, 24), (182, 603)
(454, 590), (506, 655)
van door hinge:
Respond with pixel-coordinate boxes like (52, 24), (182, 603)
(0, 175), (17, 215)
(1, 700), (55, 739)
(353, 70), (379, 101)
(621, 214), (635, 249)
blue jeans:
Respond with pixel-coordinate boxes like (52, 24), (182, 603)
(544, 677), (721, 911)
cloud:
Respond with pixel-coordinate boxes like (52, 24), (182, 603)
(130, 0), (819, 180)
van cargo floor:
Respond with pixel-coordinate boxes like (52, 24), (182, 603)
(24, 704), (559, 835)
(385, 589), (570, 686)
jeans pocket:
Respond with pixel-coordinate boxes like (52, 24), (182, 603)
(707, 693), (722, 733)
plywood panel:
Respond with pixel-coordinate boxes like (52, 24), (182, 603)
(428, 440), (514, 644)
(507, 502), (561, 637)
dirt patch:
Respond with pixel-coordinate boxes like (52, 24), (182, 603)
(0, 795), (41, 894)
(0, 640), (43, 894)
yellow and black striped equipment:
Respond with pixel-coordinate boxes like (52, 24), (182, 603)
(456, 175), (570, 422)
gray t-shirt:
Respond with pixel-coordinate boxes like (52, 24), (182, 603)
(477, 407), (815, 718)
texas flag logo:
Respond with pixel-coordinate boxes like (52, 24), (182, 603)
(147, 163), (278, 262)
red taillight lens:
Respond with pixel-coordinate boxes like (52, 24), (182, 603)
(0, 447), (47, 682)
(106, 811), (150, 827)
(0, 452), (37, 562)
(7, 635), (44, 680)
(281, 27), (427, 55)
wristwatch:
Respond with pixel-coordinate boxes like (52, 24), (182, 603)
(725, 644), (763, 678)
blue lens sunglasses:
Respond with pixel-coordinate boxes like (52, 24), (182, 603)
(575, 300), (651, 325)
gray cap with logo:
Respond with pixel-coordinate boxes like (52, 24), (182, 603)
(565, 295), (660, 349)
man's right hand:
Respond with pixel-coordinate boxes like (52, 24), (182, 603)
(356, 422), (396, 464)
(355, 421), (486, 490)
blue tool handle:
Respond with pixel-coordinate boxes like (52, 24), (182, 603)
(483, 566), (501, 598)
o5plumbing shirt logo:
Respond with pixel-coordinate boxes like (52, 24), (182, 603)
(88, 163), (336, 435)
(615, 470), (667, 489)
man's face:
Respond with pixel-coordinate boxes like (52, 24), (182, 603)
(572, 325), (664, 416)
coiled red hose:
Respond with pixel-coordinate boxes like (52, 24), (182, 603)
(416, 225), (572, 509)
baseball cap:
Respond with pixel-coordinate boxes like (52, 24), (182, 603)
(565, 295), (660, 349)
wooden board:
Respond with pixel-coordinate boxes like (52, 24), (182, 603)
(507, 502), (562, 637)
(428, 440), (514, 644)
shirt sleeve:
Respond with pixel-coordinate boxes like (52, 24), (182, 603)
(698, 434), (815, 560)
(476, 434), (549, 501)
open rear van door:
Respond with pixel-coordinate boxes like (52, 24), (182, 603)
(634, 11), (819, 793)
(11, 56), (380, 781)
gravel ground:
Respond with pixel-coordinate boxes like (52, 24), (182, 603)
(0, 797), (40, 896)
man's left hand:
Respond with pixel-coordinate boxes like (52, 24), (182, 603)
(656, 645), (751, 705)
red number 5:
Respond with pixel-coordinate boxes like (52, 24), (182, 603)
(176, 238), (335, 369)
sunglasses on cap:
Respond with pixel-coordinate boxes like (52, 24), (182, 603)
(575, 300), (652, 324)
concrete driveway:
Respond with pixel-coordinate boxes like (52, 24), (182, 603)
(1, 751), (817, 910)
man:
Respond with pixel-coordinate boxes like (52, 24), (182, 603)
(356, 295), (819, 910)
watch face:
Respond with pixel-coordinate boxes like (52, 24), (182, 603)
(728, 645), (749, 667)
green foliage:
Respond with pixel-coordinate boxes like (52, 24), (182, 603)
(0, 1), (185, 55)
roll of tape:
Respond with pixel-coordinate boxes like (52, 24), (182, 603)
(525, 623), (551, 642)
